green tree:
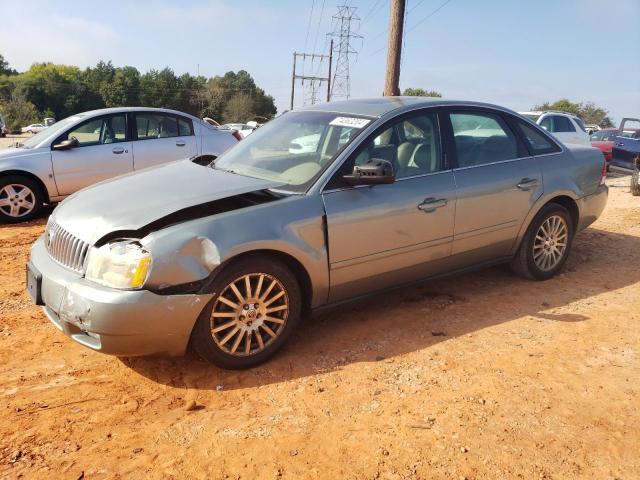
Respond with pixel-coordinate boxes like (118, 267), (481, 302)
(532, 99), (614, 128)
(102, 66), (141, 107)
(402, 87), (442, 98)
(0, 54), (17, 76)
(223, 93), (255, 123)
(0, 93), (40, 131)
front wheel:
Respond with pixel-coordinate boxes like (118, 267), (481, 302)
(511, 203), (574, 280)
(631, 170), (640, 196)
(191, 256), (302, 369)
(0, 175), (44, 223)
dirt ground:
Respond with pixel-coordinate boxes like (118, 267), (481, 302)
(0, 166), (638, 479)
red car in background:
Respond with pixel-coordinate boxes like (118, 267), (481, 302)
(591, 127), (640, 164)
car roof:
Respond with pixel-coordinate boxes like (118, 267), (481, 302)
(73, 106), (200, 121)
(304, 97), (519, 118)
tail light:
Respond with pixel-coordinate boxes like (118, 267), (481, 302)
(232, 130), (242, 141)
(600, 156), (607, 186)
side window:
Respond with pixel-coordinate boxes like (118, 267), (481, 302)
(62, 114), (127, 147)
(178, 117), (193, 136)
(136, 113), (179, 140)
(552, 115), (575, 133)
(573, 117), (586, 132)
(516, 120), (561, 155)
(449, 112), (519, 168)
(328, 111), (442, 188)
(539, 116), (552, 131)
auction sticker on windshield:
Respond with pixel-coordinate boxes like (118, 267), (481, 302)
(329, 117), (371, 129)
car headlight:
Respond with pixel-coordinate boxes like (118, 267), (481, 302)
(85, 240), (152, 289)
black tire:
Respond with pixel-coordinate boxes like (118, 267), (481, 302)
(510, 203), (574, 281)
(0, 175), (44, 223)
(631, 170), (640, 196)
(191, 256), (302, 369)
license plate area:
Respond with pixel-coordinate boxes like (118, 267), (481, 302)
(26, 262), (43, 305)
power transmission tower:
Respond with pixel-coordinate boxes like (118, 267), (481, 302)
(328, 5), (362, 100)
(290, 40), (333, 110)
(384, 0), (406, 96)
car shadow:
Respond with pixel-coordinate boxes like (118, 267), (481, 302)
(117, 226), (638, 391)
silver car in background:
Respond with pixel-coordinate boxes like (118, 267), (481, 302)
(26, 98), (608, 369)
(0, 107), (238, 222)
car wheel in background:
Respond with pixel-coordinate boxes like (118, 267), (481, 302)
(510, 203), (574, 281)
(0, 175), (44, 223)
(631, 170), (640, 196)
(191, 256), (302, 369)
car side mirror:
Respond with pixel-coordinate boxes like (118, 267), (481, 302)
(541, 126), (549, 131)
(343, 158), (395, 186)
(52, 138), (79, 151)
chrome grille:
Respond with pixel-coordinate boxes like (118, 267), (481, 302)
(45, 221), (90, 273)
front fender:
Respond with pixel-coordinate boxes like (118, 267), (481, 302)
(140, 194), (329, 307)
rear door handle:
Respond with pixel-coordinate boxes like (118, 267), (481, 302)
(112, 147), (125, 154)
(516, 178), (539, 190)
(616, 142), (625, 147)
(418, 197), (447, 213)
(176, 140), (186, 147)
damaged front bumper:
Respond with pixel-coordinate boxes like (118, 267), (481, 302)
(28, 236), (213, 357)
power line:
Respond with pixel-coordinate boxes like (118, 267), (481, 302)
(303, 0), (316, 53)
(362, 0), (385, 22)
(370, 0), (453, 55)
(406, 0), (453, 33)
(312, 0), (326, 54)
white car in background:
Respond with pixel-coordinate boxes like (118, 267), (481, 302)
(223, 122), (257, 138)
(519, 111), (590, 145)
(0, 107), (238, 222)
(21, 124), (47, 134)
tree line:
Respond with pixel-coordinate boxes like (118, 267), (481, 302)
(0, 54), (276, 132)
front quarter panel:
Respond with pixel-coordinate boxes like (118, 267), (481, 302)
(0, 148), (58, 198)
(140, 194), (329, 307)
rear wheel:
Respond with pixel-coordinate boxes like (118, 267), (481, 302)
(0, 175), (43, 223)
(511, 203), (574, 280)
(191, 256), (302, 369)
(631, 170), (640, 196)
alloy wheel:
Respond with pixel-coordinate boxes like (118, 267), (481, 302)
(210, 273), (289, 356)
(0, 184), (36, 218)
(533, 214), (569, 271)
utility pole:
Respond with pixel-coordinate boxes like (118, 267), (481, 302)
(384, 0), (406, 96)
(290, 39), (333, 110)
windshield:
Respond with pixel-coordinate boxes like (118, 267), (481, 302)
(213, 111), (372, 192)
(18, 115), (81, 149)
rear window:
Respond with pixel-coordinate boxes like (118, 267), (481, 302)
(516, 120), (562, 155)
(552, 115), (575, 133)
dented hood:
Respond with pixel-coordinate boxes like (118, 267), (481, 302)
(52, 160), (285, 244)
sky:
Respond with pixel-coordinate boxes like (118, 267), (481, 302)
(1, 0), (639, 122)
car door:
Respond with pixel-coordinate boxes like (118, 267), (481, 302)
(51, 113), (133, 195)
(322, 110), (457, 303)
(445, 109), (543, 263)
(131, 112), (198, 170)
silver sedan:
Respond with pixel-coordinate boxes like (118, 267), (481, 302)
(26, 98), (608, 369)
(0, 107), (238, 222)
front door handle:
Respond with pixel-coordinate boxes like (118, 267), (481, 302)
(112, 147), (125, 154)
(516, 178), (539, 191)
(176, 140), (186, 147)
(616, 142), (625, 147)
(418, 197), (447, 213)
